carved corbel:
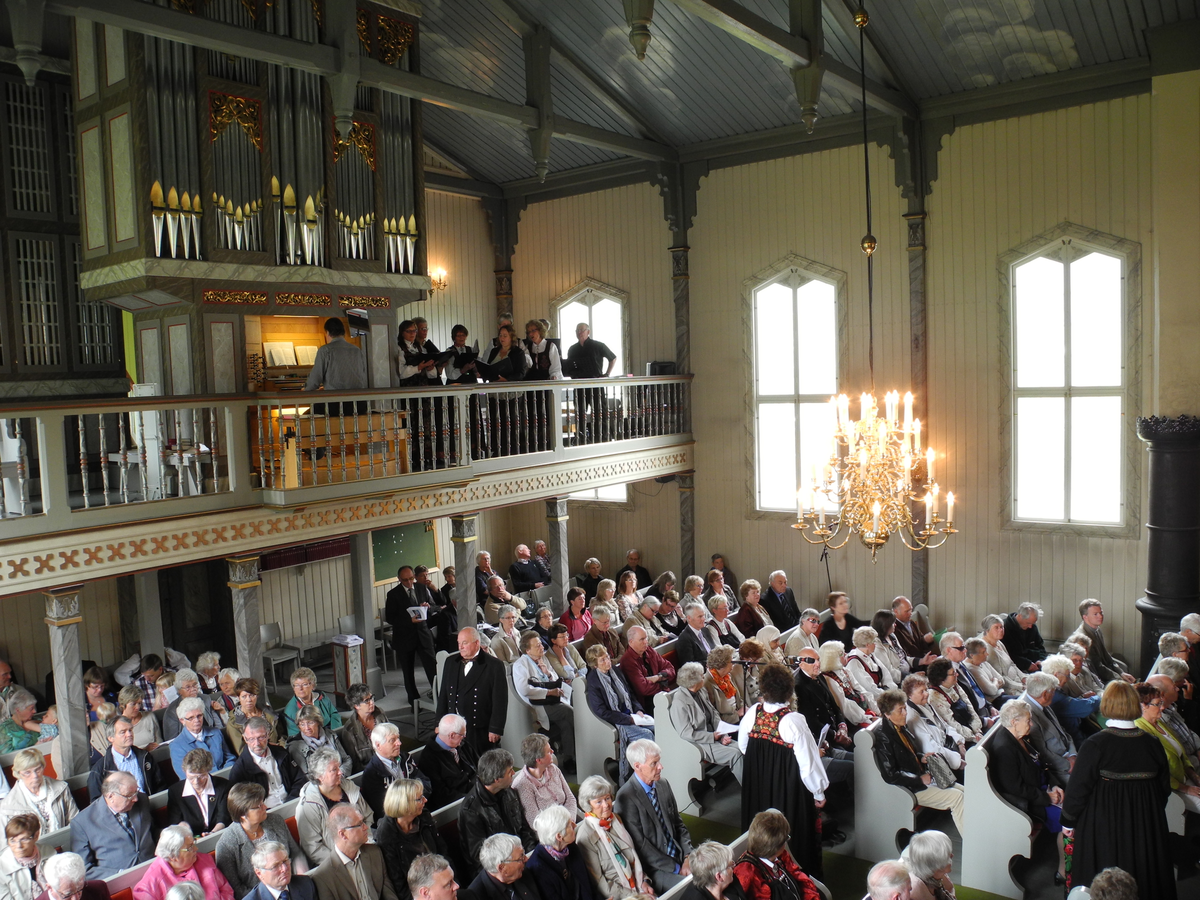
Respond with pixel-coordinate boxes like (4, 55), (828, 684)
(325, 0), (361, 139)
(790, 0), (823, 132)
(5, 0), (45, 86)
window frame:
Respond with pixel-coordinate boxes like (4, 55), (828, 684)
(551, 277), (633, 506)
(999, 222), (1142, 538)
(743, 254), (848, 519)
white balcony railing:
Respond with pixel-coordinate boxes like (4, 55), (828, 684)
(0, 376), (691, 540)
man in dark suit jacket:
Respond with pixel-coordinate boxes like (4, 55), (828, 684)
(1004, 604), (1049, 672)
(467, 834), (542, 900)
(360, 722), (431, 822)
(70, 772), (156, 879)
(674, 604), (719, 669)
(761, 571), (801, 632)
(458, 750), (536, 881)
(418, 715), (480, 809)
(386, 565), (441, 707)
(86, 716), (163, 801)
(615, 550), (652, 590)
(167, 766), (232, 836)
(310, 804), (399, 900)
(892, 596), (937, 669)
(228, 719), (304, 807)
(35, 853), (110, 900)
(436, 628), (508, 753)
(613, 740), (692, 893)
(246, 839), (318, 900)
(508, 544), (546, 593)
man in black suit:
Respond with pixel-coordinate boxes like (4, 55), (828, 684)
(228, 717), (303, 808)
(613, 739), (693, 892)
(436, 627), (508, 753)
(167, 748), (232, 836)
(246, 841), (317, 900)
(387, 565), (441, 707)
(361, 721), (430, 821)
(418, 714), (479, 809)
(761, 571), (801, 632)
(70, 772), (156, 879)
(674, 603), (719, 669)
(615, 549), (652, 591)
(508, 544), (546, 593)
(467, 833), (542, 900)
(86, 715), (163, 801)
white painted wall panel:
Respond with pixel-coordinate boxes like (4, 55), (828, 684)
(417, 191), (496, 352)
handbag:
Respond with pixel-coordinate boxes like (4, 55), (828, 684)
(924, 751), (958, 789)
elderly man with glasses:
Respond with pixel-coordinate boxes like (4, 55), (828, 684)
(940, 632), (999, 729)
(245, 840), (317, 900)
(310, 804), (398, 900)
(36, 852), (110, 900)
(70, 772), (155, 879)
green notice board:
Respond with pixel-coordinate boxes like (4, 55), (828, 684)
(371, 521), (439, 585)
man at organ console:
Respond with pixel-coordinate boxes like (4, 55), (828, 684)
(303, 318), (368, 414)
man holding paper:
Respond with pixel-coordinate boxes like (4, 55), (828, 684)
(385, 565), (440, 708)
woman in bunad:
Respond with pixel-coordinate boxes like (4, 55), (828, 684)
(844, 627), (895, 714)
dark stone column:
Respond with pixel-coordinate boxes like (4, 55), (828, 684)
(544, 498), (570, 615)
(671, 247), (691, 432)
(451, 514), (479, 629)
(678, 471), (695, 581)
(226, 555), (264, 684)
(1136, 416), (1200, 673)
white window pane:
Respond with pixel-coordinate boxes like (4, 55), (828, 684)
(1070, 396), (1122, 523)
(558, 301), (588, 347)
(798, 401), (838, 510)
(1070, 252), (1122, 387)
(1014, 257), (1065, 388)
(595, 482), (627, 501)
(591, 298), (623, 375)
(755, 282), (794, 395)
(757, 402), (797, 510)
(1015, 396), (1065, 520)
(796, 280), (837, 395)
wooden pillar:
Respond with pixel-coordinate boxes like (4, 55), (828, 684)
(451, 514), (479, 630)
(544, 498), (570, 615)
(906, 212), (929, 607)
(133, 571), (164, 659)
(226, 555), (264, 685)
(348, 532), (384, 695)
(44, 585), (87, 776)
(678, 471), (695, 581)
(671, 246), (691, 432)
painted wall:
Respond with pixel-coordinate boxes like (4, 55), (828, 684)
(511, 183), (676, 370)
(924, 96), (1153, 655)
(0, 580), (124, 690)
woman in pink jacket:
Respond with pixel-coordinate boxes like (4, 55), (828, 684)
(133, 824), (235, 900)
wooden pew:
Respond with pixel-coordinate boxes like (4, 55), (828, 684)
(652, 690), (713, 814)
(572, 675), (620, 783)
(959, 724), (1033, 900)
(852, 720), (919, 863)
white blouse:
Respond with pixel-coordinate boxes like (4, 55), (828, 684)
(737, 701), (829, 802)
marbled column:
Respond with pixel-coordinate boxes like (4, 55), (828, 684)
(544, 498), (570, 615)
(226, 555), (264, 685)
(678, 471), (695, 580)
(44, 585), (88, 776)
(348, 532), (382, 687)
(451, 514), (479, 631)
(134, 571), (164, 659)
(671, 247), (691, 432)
(905, 212), (929, 608)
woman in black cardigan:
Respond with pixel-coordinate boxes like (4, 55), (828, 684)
(376, 778), (452, 900)
(987, 700), (1066, 882)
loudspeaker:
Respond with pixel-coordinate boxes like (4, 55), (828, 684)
(647, 361), (676, 376)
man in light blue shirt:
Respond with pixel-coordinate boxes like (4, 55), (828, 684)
(170, 696), (230, 778)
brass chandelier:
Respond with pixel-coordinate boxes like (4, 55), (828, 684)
(792, 8), (957, 561)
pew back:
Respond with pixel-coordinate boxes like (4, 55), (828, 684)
(852, 720), (918, 863)
(959, 724), (1033, 900)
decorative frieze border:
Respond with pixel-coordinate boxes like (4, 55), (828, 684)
(0, 445), (693, 598)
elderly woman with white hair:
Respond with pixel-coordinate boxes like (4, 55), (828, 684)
(979, 614), (1026, 696)
(899, 830), (956, 900)
(295, 747), (372, 865)
(513, 633), (577, 769)
(574, 776), (654, 899)
(1042, 654), (1101, 747)
(707, 595), (744, 648)
(818, 640), (872, 726)
(682, 841), (746, 900)
(1064, 634), (1109, 695)
(672, 663), (744, 782)
(0, 691), (37, 755)
(845, 627), (895, 713)
(133, 824), (235, 900)
(0, 748), (78, 833)
(525, 805), (600, 900)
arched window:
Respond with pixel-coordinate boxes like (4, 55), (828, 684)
(1004, 225), (1140, 528)
(751, 262), (841, 513)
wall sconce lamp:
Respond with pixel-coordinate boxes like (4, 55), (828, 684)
(430, 267), (448, 293)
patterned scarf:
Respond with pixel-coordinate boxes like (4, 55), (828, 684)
(709, 668), (736, 700)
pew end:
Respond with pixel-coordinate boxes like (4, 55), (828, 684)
(960, 727), (1033, 900)
(853, 721), (919, 863)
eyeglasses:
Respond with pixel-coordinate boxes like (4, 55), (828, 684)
(52, 888), (85, 900)
(803, 617), (819, 624)
(799, 657), (820, 664)
(948, 645), (965, 652)
(1145, 700), (1166, 708)
(114, 790), (139, 800)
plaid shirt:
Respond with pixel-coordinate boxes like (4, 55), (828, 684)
(133, 668), (175, 710)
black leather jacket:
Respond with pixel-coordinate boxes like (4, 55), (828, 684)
(872, 719), (927, 793)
